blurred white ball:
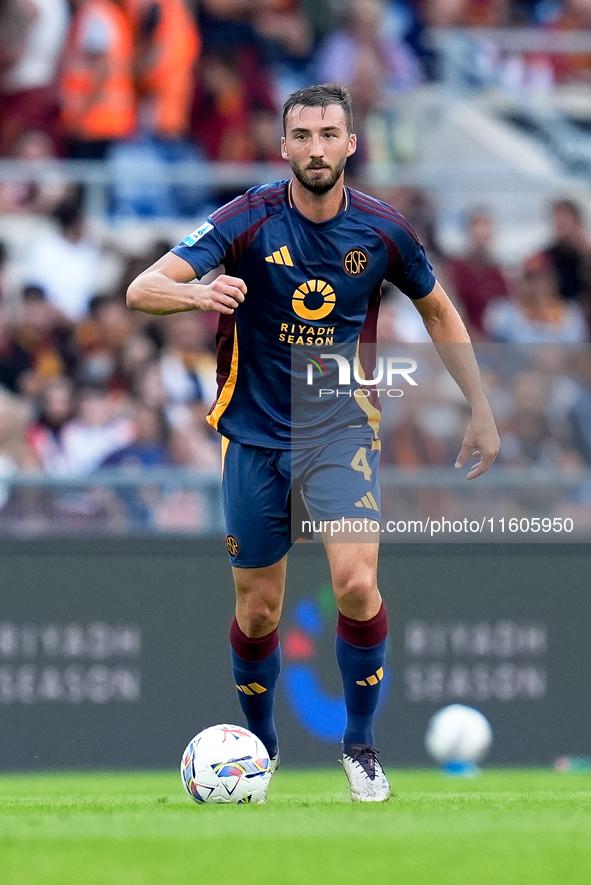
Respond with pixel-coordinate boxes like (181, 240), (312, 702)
(425, 704), (492, 764)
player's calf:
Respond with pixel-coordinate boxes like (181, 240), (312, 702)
(230, 617), (281, 760)
(334, 600), (389, 800)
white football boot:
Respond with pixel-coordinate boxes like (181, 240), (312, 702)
(342, 743), (391, 802)
(254, 750), (280, 804)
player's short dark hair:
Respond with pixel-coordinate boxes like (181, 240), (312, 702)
(282, 84), (353, 135)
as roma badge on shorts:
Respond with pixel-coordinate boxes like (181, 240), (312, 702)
(343, 248), (369, 275)
(226, 535), (240, 556)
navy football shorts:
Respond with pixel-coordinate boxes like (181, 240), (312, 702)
(221, 437), (381, 568)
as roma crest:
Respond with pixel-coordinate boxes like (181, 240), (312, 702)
(343, 248), (369, 275)
(226, 535), (240, 556)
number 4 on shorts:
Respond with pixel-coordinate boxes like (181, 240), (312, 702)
(350, 446), (372, 481)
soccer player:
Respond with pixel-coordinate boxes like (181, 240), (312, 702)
(127, 84), (500, 802)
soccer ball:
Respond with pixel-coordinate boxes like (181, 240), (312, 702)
(180, 724), (272, 804)
(425, 704), (492, 765)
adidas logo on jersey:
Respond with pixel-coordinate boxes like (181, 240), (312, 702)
(354, 492), (379, 511)
(265, 246), (294, 266)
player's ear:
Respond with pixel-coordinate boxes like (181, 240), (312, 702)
(347, 133), (357, 157)
(281, 137), (288, 160)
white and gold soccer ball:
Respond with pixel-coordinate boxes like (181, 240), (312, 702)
(425, 704), (493, 765)
(180, 724), (272, 804)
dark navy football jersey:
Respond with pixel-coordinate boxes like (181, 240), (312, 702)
(172, 180), (435, 448)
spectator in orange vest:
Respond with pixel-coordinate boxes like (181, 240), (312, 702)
(124, 0), (200, 140)
(59, 0), (136, 158)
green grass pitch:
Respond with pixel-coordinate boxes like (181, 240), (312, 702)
(1, 769), (591, 885)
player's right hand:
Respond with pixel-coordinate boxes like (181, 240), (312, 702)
(194, 275), (247, 314)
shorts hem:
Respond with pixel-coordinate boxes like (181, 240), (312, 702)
(228, 541), (293, 569)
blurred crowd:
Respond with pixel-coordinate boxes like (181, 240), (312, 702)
(0, 0), (424, 171)
(376, 191), (591, 484)
(2, 0), (591, 534)
(2, 0), (591, 174)
(380, 192), (591, 346)
(0, 210), (220, 478)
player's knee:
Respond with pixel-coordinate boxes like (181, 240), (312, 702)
(237, 605), (281, 637)
(235, 586), (282, 636)
(333, 573), (378, 617)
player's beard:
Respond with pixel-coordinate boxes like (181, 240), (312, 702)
(289, 154), (348, 195)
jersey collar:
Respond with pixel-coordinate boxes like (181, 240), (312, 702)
(287, 180), (350, 230)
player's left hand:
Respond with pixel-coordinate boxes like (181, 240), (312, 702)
(454, 409), (500, 480)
